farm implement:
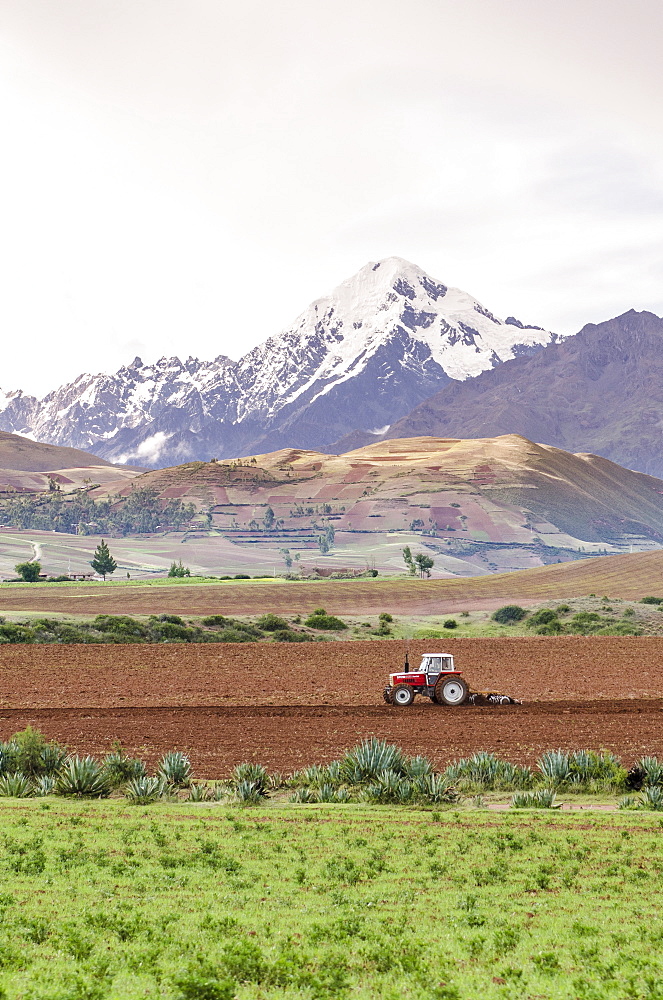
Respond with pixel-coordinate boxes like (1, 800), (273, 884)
(383, 652), (521, 707)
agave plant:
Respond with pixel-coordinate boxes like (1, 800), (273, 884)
(234, 780), (267, 805)
(638, 757), (663, 787)
(403, 755), (433, 779)
(0, 742), (17, 776)
(568, 750), (625, 788)
(102, 751), (147, 788)
(0, 772), (33, 797)
(56, 756), (111, 798)
(125, 776), (165, 805)
(419, 773), (459, 804)
(290, 787), (317, 803)
(340, 739), (406, 784)
(333, 787), (351, 803)
(323, 761), (343, 785)
(618, 795), (641, 810)
(208, 783), (228, 801)
(39, 743), (68, 777)
(317, 783), (339, 803)
(187, 783), (212, 802)
(157, 751), (192, 788)
(34, 775), (55, 797)
(445, 752), (509, 790)
(300, 764), (326, 787)
(537, 751), (571, 786)
(511, 788), (559, 809)
(640, 785), (663, 811)
(231, 763), (268, 791)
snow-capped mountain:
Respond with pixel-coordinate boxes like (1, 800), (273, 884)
(0, 257), (561, 467)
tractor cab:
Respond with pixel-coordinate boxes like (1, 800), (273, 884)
(420, 654), (455, 683)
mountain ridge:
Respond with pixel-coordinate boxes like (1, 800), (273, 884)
(0, 257), (559, 468)
(370, 309), (663, 478)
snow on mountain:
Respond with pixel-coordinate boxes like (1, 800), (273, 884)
(0, 257), (561, 467)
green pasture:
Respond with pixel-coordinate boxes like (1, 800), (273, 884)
(0, 800), (661, 999)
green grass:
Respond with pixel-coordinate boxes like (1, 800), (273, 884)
(0, 801), (662, 998)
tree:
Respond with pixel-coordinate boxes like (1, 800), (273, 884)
(168, 560), (190, 578)
(263, 506), (275, 530)
(491, 605), (527, 625)
(414, 552), (434, 578)
(402, 546), (416, 576)
(90, 539), (117, 580)
(15, 561), (41, 582)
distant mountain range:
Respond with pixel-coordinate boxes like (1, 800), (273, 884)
(0, 258), (559, 468)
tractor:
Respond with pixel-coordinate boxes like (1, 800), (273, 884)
(384, 651), (469, 707)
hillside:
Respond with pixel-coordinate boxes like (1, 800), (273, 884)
(80, 434), (663, 577)
(0, 258), (559, 467)
(372, 309), (663, 478)
(0, 430), (112, 473)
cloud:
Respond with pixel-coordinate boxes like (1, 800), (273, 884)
(117, 432), (173, 467)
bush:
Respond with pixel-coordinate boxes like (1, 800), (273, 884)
(491, 605), (526, 624)
(271, 629), (308, 642)
(641, 596), (663, 605)
(526, 609), (558, 628)
(174, 970), (236, 1000)
(535, 620), (565, 635)
(102, 749), (147, 788)
(255, 614), (290, 632)
(0, 623), (35, 643)
(304, 612), (347, 631)
(443, 619), (458, 629)
(200, 615), (233, 628)
(0, 728), (67, 777)
(214, 628), (253, 642)
(379, 613), (393, 623)
(92, 615), (150, 640)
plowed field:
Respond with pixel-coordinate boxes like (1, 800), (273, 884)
(0, 638), (661, 775)
(2, 547), (663, 617)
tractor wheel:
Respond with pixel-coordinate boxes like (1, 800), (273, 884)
(383, 686), (393, 705)
(392, 684), (415, 707)
(435, 676), (469, 706)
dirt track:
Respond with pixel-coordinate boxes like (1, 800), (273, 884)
(0, 638), (661, 774)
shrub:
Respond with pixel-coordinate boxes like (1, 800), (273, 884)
(443, 619), (458, 629)
(271, 629), (308, 642)
(234, 574), (251, 580)
(125, 776), (165, 804)
(214, 628), (252, 642)
(0, 623), (35, 643)
(158, 751), (192, 788)
(641, 596), (663, 605)
(1, 728), (67, 777)
(535, 620), (565, 635)
(567, 750), (626, 789)
(555, 604), (571, 614)
(201, 615), (233, 628)
(92, 615), (150, 640)
(56, 757), (111, 798)
(255, 614), (290, 631)
(102, 749), (147, 788)
(491, 605), (526, 624)
(304, 612), (347, 631)
(526, 609), (558, 628)
(173, 970), (236, 1000)
(379, 613), (393, 623)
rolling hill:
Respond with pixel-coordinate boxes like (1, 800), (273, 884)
(80, 434), (663, 578)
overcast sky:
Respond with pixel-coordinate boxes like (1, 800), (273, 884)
(2, 0), (663, 395)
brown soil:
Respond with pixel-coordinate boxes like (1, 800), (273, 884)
(0, 702), (660, 777)
(0, 638), (661, 708)
(0, 638), (660, 774)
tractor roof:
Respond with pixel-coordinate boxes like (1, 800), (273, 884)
(422, 652), (454, 657)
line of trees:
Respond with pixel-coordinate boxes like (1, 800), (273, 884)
(0, 487), (196, 536)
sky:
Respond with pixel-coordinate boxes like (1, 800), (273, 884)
(1, 0), (663, 396)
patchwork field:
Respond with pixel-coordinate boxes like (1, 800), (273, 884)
(0, 638), (661, 775)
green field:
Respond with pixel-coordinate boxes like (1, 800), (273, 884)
(0, 800), (661, 999)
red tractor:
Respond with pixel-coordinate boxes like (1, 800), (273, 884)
(383, 651), (469, 707)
